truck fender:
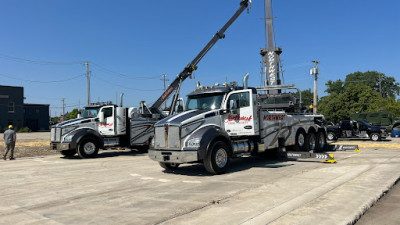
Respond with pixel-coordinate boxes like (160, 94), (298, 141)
(187, 125), (232, 161)
(69, 128), (104, 150)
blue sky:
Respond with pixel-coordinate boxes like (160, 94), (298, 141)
(0, 0), (399, 116)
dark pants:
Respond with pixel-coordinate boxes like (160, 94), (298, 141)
(3, 142), (15, 159)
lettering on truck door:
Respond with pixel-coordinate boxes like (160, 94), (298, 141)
(223, 90), (258, 136)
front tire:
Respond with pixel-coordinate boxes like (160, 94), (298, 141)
(159, 162), (180, 170)
(204, 141), (230, 175)
(370, 133), (381, 141)
(60, 149), (76, 157)
(77, 138), (99, 158)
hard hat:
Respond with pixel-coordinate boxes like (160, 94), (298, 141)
(8, 125), (13, 129)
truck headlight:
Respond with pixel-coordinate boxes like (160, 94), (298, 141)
(63, 135), (73, 142)
(187, 138), (200, 148)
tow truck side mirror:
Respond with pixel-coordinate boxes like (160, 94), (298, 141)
(229, 99), (238, 115)
(77, 114), (81, 119)
(99, 111), (105, 123)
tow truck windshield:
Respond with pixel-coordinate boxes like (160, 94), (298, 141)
(82, 107), (100, 118)
(186, 94), (225, 111)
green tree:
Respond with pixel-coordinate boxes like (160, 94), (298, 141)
(372, 97), (400, 117)
(68, 108), (79, 120)
(325, 79), (344, 95)
(325, 71), (400, 98)
(344, 71), (400, 98)
(294, 89), (313, 108)
(319, 84), (382, 123)
(50, 117), (59, 124)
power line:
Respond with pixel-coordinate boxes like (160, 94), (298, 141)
(0, 53), (163, 80)
(0, 53), (84, 65)
(25, 95), (64, 100)
(92, 74), (163, 91)
(91, 62), (161, 80)
(0, 72), (85, 83)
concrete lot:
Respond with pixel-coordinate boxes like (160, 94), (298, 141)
(0, 134), (399, 224)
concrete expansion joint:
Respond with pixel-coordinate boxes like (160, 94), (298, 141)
(156, 185), (263, 224)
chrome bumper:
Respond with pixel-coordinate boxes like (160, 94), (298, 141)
(50, 142), (71, 151)
(148, 149), (198, 163)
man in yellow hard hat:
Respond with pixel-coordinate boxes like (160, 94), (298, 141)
(3, 125), (16, 160)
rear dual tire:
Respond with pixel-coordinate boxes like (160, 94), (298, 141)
(295, 129), (326, 152)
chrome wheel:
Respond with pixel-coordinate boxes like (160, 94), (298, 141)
(215, 148), (228, 168)
(327, 132), (335, 141)
(371, 133), (380, 141)
(308, 133), (316, 151)
(83, 142), (96, 155)
(298, 133), (305, 147)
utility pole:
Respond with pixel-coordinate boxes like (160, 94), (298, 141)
(62, 98), (65, 121)
(84, 62), (91, 105)
(160, 74), (169, 109)
(310, 61), (319, 115)
(378, 73), (382, 97)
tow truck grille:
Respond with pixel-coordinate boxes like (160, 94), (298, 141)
(167, 126), (180, 149)
(154, 125), (181, 149)
(155, 127), (166, 148)
(50, 127), (61, 142)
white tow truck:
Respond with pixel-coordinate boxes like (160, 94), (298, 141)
(50, 100), (163, 158)
(148, 76), (334, 174)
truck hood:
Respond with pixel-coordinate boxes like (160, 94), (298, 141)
(54, 117), (95, 128)
(156, 109), (217, 127)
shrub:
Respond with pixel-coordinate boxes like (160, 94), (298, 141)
(17, 127), (31, 133)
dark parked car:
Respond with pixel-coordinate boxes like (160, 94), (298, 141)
(327, 120), (388, 141)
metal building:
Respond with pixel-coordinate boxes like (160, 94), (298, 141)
(0, 85), (24, 130)
(0, 85), (50, 131)
(24, 104), (50, 131)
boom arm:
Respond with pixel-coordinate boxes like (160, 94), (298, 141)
(149, 0), (251, 115)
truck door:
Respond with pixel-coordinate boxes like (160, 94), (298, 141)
(341, 120), (353, 137)
(98, 106), (115, 136)
(223, 90), (258, 136)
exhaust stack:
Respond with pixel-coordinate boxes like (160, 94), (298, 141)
(120, 93), (124, 107)
(243, 73), (249, 89)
